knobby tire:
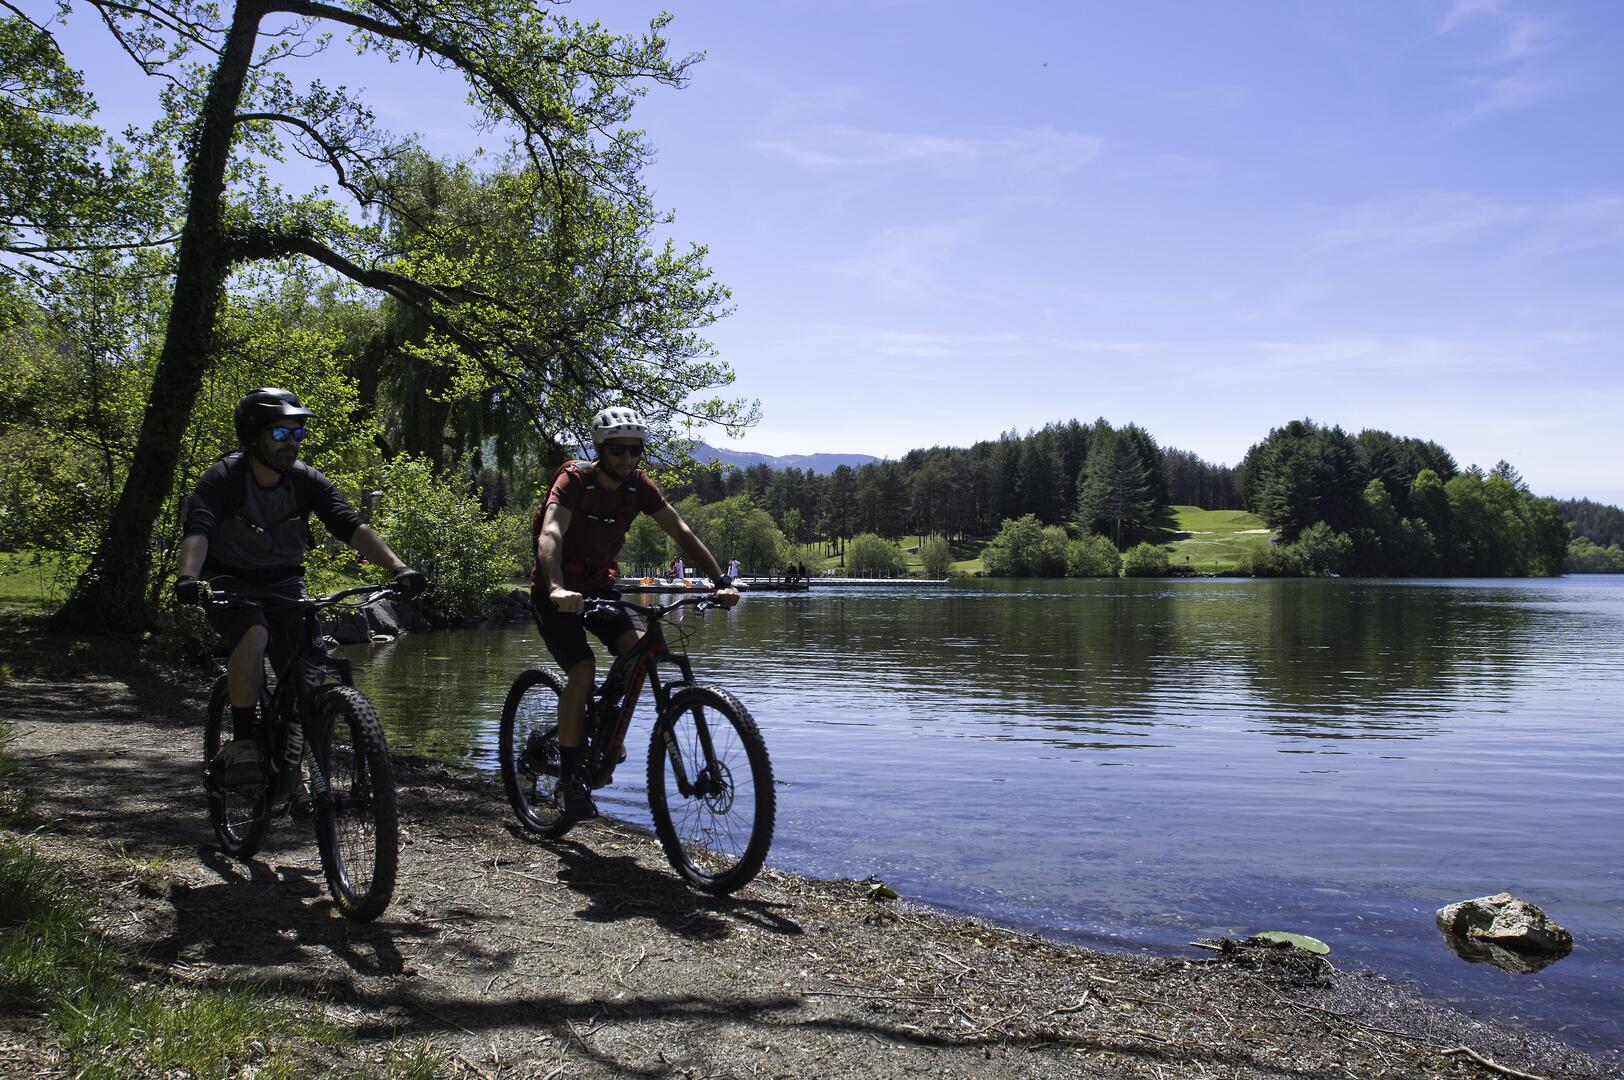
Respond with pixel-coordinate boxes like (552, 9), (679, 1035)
(499, 668), (573, 838)
(312, 685), (399, 921)
(647, 685), (775, 895)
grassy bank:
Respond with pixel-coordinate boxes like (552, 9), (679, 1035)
(1157, 506), (1272, 574)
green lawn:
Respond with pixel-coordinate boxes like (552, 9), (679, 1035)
(1156, 506), (1273, 574)
(0, 550), (76, 609)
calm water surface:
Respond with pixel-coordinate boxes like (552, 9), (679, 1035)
(340, 576), (1624, 1060)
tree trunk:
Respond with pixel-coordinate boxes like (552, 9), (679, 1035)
(54, 2), (265, 632)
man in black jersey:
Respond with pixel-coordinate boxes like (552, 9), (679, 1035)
(175, 387), (424, 783)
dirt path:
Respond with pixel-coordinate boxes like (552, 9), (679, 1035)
(1, 668), (1614, 1079)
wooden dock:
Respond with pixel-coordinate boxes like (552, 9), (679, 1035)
(616, 575), (947, 594)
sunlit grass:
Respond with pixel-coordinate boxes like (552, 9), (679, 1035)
(0, 835), (352, 1078)
(0, 549), (76, 609)
(1159, 506), (1273, 574)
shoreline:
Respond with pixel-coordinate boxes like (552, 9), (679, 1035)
(0, 650), (1616, 1078)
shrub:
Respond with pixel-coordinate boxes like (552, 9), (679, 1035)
(981, 515), (1068, 577)
(1240, 540), (1308, 577)
(371, 456), (524, 621)
(846, 533), (906, 577)
(918, 536), (953, 578)
(1122, 542), (1171, 577)
(1292, 522), (1353, 576)
(1066, 535), (1120, 578)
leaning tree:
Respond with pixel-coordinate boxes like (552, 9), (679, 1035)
(7, 0), (751, 630)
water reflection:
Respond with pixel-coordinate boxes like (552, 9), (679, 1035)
(341, 576), (1624, 1060)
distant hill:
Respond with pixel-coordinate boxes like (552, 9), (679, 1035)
(691, 443), (879, 475)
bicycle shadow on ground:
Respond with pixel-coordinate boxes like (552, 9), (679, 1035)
(136, 845), (448, 984)
(508, 824), (804, 942)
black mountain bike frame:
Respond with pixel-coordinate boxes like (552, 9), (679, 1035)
(581, 594), (719, 790)
(208, 583), (387, 801)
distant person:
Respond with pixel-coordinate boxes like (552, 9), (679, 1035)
(726, 556), (741, 579)
(531, 405), (740, 820)
(670, 555), (685, 580)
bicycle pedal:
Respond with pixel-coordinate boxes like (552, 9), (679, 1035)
(289, 790), (314, 822)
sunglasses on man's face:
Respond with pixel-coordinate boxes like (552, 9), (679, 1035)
(269, 426), (308, 443)
(602, 442), (644, 458)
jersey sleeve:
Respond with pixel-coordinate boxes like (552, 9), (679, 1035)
(545, 464), (585, 511)
(305, 467), (364, 544)
(182, 461), (231, 538)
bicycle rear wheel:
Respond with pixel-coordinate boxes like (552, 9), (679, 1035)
(311, 685), (399, 921)
(499, 668), (574, 837)
(204, 676), (271, 860)
(647, 686), (775, 895)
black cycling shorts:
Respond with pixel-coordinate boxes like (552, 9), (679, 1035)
(203, 574), (317, 675)
(531, 585), (635, 671)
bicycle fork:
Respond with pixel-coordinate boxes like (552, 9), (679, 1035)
(662, 699), (725, 799)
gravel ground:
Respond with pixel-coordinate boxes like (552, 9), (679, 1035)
(0, 660), (1616, 1079)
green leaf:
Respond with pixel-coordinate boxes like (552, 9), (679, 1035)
(1256, 931), (1330, 955)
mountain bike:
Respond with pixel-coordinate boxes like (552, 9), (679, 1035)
(499, 594), (775, 895)
(202, 582), (402, 921)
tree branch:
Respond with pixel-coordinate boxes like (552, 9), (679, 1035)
(234, 110), (365, 199)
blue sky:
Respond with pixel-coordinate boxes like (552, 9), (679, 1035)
(49, 1), (1624, 503)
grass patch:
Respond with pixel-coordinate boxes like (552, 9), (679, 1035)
(0, 550), (77, 610)
(1157, 506), (1273, 574)
(0, 835), (354, 1078)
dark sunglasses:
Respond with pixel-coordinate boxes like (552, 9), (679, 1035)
(269, 426), (308, 443)
(602, 442), (643, 458)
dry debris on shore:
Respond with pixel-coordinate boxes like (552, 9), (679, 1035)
(0, 665), (1616, 1079)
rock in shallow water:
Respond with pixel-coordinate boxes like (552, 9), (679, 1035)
(1435, 892), (1573, 972)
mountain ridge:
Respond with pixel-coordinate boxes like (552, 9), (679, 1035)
(690, 442), (879, 475)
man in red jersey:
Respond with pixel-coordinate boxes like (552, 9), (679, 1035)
(531, 405), (740, 820)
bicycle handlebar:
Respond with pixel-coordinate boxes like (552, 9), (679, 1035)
(205, 581), (404, 612)
(583, 593), (725, 621)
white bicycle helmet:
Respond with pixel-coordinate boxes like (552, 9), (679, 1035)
(590, 405), (650, 445)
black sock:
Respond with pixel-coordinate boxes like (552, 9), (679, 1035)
(559, 744), (584, 782)
(231, 705), (258, 742)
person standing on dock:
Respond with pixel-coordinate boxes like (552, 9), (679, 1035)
(531, 405), (741, 820)
(726, 556), (741, 579)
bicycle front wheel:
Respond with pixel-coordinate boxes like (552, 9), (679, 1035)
(204, 676), (271, 860)
(311, 685), (399, 921)
(498, 668), (573, 837)
(647, 686), (775, 895)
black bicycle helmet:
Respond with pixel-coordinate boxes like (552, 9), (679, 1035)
(233, 387), (316, 445)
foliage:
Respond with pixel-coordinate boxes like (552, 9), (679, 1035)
(918, 535), (953, 578)
(676, 495), (788, 573)
(845, 533), (906, 577)
(1238, 540), (1308, 578)
(370, 456), (525, 621)
(1292, 522), (1354, 576)
(1077, 428), (1157, 548)
(619, 513), (672, 576)
(1567, 538), (1624, 573)
(24, 0), (755, 628)
(1239, 419), (1364, 542)
(1557, 497), (1624, 549)
(1121, 543), (1171, 578)
(1065, 534), (1121, 578)
(981, 515), (1068, 577)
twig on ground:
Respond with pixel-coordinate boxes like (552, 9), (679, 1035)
(1441, 1046), (1551, 1080)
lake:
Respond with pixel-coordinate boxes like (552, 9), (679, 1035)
(339, 575), (1624, 1060)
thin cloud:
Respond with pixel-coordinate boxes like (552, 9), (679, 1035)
(1437, 0), (1568, 114)
(756, 124), (1102, 179)
(1314, 191), (1624, 257)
